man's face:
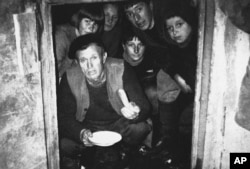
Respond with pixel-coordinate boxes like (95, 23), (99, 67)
(123, 37), (145, 62)
(125, 2), (153, 30)
(78, 18), (98, 35)
(165, 16), (192, 44)
(104, 4), (119, 31)
(77, 44), (107, 82)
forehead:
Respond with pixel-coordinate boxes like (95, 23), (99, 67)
(77, 44), (103, 58)
(81, 17), (92, 22)
(125, 2), (147, 11)
(127, 37), (143, 43)
(166, 16), (185, 25)
(104, 4), (118, 13)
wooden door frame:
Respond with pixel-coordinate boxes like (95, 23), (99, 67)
(191, 0), (215, 168)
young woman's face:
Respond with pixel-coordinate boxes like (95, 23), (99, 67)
(125, 2), (153, 30)
(165, 16), (192, 44)
(78, 18), (99, 35)
(103, 4), (119, 31)
(123, 37), (145, 61)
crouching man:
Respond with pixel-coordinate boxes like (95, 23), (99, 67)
(57, 34), (151, 169)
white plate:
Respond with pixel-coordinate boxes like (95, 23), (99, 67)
(89, 131), (122, 147)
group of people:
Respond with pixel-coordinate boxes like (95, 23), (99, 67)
(55, 0), (198, 169)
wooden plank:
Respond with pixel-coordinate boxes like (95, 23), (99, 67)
(191, 0), (215, 168)
(47, 0), (125, 5)
(39, 1), (60, 169)
(13, 12), (39, 76)
(191, 0), (206, 167)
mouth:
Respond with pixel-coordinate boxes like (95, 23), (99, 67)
(87, 70), (96, 76)
(136, 21), (145, 28)
(105, 24), (113, 29)
(174, 36), (182, 41)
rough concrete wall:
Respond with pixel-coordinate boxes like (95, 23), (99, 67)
(202, 1), (250, 168)
(0, 0), (47, 169)
(219, 0), (250, 33)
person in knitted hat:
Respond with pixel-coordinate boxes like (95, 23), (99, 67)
(58, 34), (152, 169)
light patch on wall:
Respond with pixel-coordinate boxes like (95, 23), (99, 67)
(13, 12), (39, 76)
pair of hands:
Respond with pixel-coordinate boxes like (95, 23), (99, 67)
(80, 129), (93, 147)
(80, 89), (140, 146)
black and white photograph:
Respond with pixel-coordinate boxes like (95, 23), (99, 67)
(0, 0), (250, 169)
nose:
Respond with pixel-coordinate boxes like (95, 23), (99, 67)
(134, 46), (139, 54)
(106, 16), (112, 24)
(173, 27), (178, 36)
(89, 21), (95, 30)
(134, 13), (141, 22)
(87, 61), (92, 69)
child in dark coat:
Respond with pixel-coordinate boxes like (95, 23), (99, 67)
(161, 1), (198, 166)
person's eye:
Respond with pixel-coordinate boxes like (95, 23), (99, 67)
(126, 12), (133, 18)
(176, 22), (183, 28)
(80, 59), (86, 63)
(136, 7), (142, 13)
(127, 43), (134, 47)
(167, 26), (173, 32)
(138, 43), (144, 48)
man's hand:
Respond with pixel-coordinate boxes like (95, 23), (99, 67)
(121, 102), (140, 119)
(80, 129), (94, 147)
(118, 89), (140, 120)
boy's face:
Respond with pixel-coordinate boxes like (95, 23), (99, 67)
(77, 44), (107, 82)
(165, 16), (192, 44)
(123, 37), (145, 61)
(125, 2), (153, 30)
(104, 4), (119, 31)
(78, 18), (98, 35)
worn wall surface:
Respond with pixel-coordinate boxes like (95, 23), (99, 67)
(0, 0), (48, 169)
(201, 1), (250, 168)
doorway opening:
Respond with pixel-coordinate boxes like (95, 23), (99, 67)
(39, 0), (210, 169)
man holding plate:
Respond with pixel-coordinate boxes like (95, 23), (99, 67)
(57, 34), (152, 169)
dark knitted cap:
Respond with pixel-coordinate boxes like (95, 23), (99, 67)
(68, 34), (105, 60)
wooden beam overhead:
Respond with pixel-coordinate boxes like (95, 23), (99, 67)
(46, 0), (125, 5)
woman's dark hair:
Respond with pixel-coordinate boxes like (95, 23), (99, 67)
(70, 4), (104, 34)
(69, 34), (106, 60)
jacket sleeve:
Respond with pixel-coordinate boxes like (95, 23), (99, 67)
(55, 26), (73, 77)
(57, 73), (85, 143)
(122, 62), (151, 122)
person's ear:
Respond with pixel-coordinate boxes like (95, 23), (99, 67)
(103, 52), (107, 64)
(122, 44), (125, 50)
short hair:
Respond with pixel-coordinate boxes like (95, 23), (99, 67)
(123, 0), (150, 10)
(70, 4), (104, 33)
(68, 34), (106, 60)
(121, 27), (144, 45)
